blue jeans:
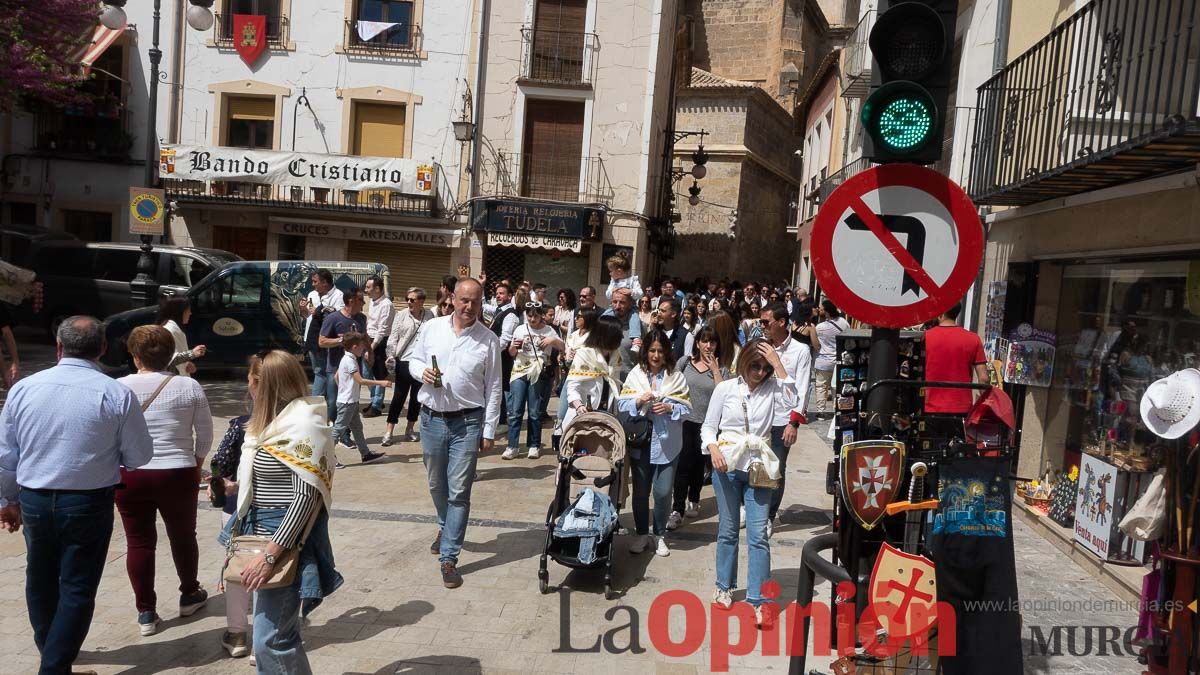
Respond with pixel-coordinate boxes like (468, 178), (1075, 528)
(712, 469), (772, 606)
(631, 449), (678, 536)
(367, 342), (387, 411)
(507, 373), (550, 449)
(768, 425), (791, 521)
(421, 408), (483, 565)
(322, 369), (338, 424)
(20, 487), (115, 675)
(309, 350), (328, 398)
(333, 402), (370, 459)
(254, 583), (312, 675)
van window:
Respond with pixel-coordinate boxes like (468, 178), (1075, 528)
(34, 247), (94, 277)
(195, 272), (264, 311)
(167, 255), (214, 287)
(92, 249), (143, 282)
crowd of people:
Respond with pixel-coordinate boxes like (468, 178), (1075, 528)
(0, 256), (863, 674)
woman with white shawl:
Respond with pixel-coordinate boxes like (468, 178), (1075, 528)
(221, 350), (342, 674)
(700, 338), (793, 629)
(618, 328), (691, 558)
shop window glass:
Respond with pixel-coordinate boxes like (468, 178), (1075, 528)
(1052, 259), (1200, 463)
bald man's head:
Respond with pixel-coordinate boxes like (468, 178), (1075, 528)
(452, 278), (483, 326)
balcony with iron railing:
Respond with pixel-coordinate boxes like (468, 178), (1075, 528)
(811, 156), (872, 205)
(478, 153), (613, 205)
(969, 0), (1200, 206)
(214, 12), (289, 47)
(519, 27), (600, 87)
(841, 10), (877, 99)
(35, 106), (134, 160)
(163, 177), (438, 218)
(342, 19), (422, 55)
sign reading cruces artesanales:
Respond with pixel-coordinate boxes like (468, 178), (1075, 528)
(160, 145), (435, 196)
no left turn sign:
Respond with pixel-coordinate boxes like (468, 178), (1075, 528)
(811, 164), (983, 329)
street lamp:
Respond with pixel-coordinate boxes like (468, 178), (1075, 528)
(688, 182), (701, 206)
(102, 0), (212, 306)
(452, 87), (475, 143)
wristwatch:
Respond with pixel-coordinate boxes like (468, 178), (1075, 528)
(264, 553), (277, 565)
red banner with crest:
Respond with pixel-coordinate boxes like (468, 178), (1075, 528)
(233, 14), (267, 66)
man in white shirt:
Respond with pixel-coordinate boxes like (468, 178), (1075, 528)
(408, 278), (501, 590)
(299, 269), (344, 398)
(760, 302), (812, 537)
(363, 275), (395, 417)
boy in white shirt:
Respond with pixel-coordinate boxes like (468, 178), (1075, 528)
(334, 332), (391, 467)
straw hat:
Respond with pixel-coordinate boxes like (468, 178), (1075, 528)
(1140, 368), (1200, 439)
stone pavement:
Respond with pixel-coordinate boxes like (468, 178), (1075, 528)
(0, 360), (1146, 674)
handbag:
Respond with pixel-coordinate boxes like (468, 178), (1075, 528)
(141, 373), (175, 411)
(617, 410), (652, 449)
(740, 395), (780, 490)
(221, 463), (322, 591)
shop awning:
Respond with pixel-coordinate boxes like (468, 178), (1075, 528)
(70, 25), (127, 77)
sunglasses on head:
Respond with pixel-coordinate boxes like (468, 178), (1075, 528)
(525, 301), (543, 309)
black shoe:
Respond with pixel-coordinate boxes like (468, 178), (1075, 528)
(441, 561), (463, 588)
(430, 529), (441, 554)
(363, 407), (382, 418)
(179, 587), (208, 617)
(361, 451), (386, 464)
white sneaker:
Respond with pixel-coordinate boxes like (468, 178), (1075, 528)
(713, 588), (734, 609)
(403, 431), (421, 442)
(685, 501), (700, 518)
(755, 604), (776, 630)
(380, 433), (394, 447)
(666, 511), (683, 530)
(655, 536), (670, 557)
(527, 446), (541, 460)
(629, 534), (651, 554)
(501, 446), (519, 460)
(740, 505), (746, 529)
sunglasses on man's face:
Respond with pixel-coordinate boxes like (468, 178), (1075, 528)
(406, 297), (420, 303)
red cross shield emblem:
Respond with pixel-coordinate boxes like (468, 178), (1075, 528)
(870, 543), (939, 640)
(233, 14), (267, 66)
(840, 439), (904, 530)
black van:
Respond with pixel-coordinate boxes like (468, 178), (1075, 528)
(20, 241), (240, 336)
(101, 260), (389, 371)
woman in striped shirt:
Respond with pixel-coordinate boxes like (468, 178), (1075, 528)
(222, 351), (342, 674)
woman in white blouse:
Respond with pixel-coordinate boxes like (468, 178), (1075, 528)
(701, 337), (794, 627)
(116, 325), (214, 636)
(157, 297), (206, 376)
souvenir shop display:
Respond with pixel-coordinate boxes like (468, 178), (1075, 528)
(1046, 465), (1079, 527)
(1002, 323), (1056, 387)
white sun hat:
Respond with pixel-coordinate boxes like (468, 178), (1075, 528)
(1140, 368), (1200, 439)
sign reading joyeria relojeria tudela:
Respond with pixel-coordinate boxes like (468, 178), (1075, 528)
(471, 199), (605, 242)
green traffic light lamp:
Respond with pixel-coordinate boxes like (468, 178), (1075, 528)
(862, 81), (939, 157)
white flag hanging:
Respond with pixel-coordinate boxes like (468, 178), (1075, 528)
(356, 20), (398, 42)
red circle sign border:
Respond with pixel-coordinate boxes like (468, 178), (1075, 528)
(811, 164), (983, 329)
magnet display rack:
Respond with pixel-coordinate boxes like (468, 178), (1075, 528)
(830, 329), (926, 456)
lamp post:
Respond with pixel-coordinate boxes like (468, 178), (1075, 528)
(102, 0), (213, 306)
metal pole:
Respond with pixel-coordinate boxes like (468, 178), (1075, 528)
(131, 0), (163, 306)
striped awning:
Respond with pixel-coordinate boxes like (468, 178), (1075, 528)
(69, 25), (126, 77)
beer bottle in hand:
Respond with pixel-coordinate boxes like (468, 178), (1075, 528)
(431, 355), (444, 388)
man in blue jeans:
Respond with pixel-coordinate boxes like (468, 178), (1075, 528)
(408, 278), (501, 589)
(300, 269), (344, 401)
(0, 316), (154, 674)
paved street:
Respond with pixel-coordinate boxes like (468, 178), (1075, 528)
(0, 346), (1143, 674)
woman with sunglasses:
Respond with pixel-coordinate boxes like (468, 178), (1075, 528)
(637, 294), (655, 328)
(435, 289), (454, 317)
(382, 287), (435, 446)
(554, 288), (577, 339)
(501, 302), (564, 460)
(701, 338), (793, 628)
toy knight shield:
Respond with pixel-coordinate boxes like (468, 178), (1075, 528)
(840, 439), (905, 530)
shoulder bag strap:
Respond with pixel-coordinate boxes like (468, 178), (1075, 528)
(141, 374), (176, 412)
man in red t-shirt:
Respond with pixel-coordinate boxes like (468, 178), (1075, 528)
(923, 303), (990, 414)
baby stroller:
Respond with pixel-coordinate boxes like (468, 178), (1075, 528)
(538, 410), (626, 600)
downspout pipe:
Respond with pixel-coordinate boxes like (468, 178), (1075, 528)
(469, 0), (490, 201)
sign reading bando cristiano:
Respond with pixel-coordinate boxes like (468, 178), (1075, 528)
(160, 145), (435, 195)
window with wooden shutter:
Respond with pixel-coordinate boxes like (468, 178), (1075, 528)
(224, 96), (275, 148)
(521, 99), (584, 202)
(530, 0), (587, 83)
(353, 102), (406, 157)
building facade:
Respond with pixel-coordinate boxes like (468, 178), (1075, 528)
(467, 0), (680, 298)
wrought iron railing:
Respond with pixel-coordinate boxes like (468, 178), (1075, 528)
(519, 27), (600, 86)
(478, 152), (613, 205)
(163, 179), (437, 217)
(343, 19), (421, 54)
(35, 108), (133, 159)
(813, 156), (871, 204)
(840, 10), (876, 99)
(969, 0), (1200, 205)
(214, 12), (289, 46)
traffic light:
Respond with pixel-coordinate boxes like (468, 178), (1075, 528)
(861, 0), (955, 165)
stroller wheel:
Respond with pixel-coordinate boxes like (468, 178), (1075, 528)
(539, 578), (550, 594)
